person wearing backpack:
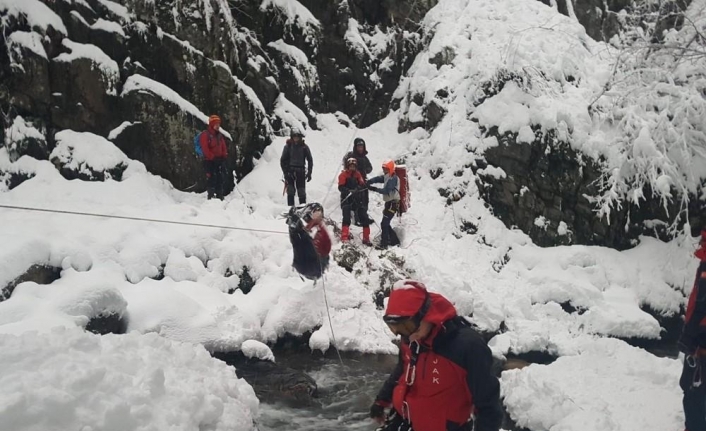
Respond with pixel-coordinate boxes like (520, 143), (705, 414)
(369, 280), (502, 431)
(198, 115), (229, 200)
(366, 160), (401, 250)
(280, 128), (313, 206)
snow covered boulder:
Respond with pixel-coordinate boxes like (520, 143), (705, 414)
(2, 116), (49, 162)
(51, 130), (129, 181)
(50, 39), (120, 134)
(0, 329), (259, 431)
(2, 29), (52, 115)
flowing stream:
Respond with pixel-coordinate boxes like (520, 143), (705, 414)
(257, 352), (397, 431)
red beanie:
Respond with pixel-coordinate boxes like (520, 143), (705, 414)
(208, 115), (221, 127)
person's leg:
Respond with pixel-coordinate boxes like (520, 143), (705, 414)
(359, 208), (372, 245)
(286, 171), (296, 206)
(682, 355), (706, 431)
(295, 169), (307, 204)
(215, 160), (226, 200)
(204, 160), (216, 199)
(380, 203), (393, 249)
(341, 203), (352, 241)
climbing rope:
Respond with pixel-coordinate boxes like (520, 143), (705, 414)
(317, 269), (345, 367)
(0, 204), (289, 235)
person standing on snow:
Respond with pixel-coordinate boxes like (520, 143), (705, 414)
(679, 228), (706, 431)
(338, 158), (371, 245)
(280, 129), (313, 207)
(343, 137), (373, 225)
(367, 160), (401, 250)
(369, 280), (503, 431)
(200, 114), (229, 200)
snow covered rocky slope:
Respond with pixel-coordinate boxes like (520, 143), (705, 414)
(1, 0), (705, 430)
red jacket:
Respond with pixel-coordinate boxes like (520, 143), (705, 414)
(338, 169), (364, 191)
(376, 282), (502, 431)
(200, 126), (228, 160)
(679, 229), (706, 353)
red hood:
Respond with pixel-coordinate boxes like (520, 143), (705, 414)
(385, 280), (457, 326)
(696, 229), (706, 261)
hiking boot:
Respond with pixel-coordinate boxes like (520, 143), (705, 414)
(341, 225), (350, 242)
(362, 227), (371, 246)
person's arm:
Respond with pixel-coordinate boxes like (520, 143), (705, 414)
(367, 175), (383, 185)
(355, 172), (365, 187)
(306, 145), (313, 180)
(680, 262), (706, 353)
(364, 157), (373, 175)
(220, 135), (228, 159)
(464, 335), (503, 431)
(280, 144), (290, 173)
(338, 172), (349, 194)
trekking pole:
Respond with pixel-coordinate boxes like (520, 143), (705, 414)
(231, 170), (254, 212)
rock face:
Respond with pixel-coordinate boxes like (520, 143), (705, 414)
(1, 0), (431, 194)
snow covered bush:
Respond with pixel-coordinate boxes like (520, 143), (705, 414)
(589, 0), (706, 231)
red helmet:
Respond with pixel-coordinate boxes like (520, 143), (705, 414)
(382, 160), (395, 173)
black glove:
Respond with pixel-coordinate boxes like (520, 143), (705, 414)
(306, 171), (312, 182)
(369, 402), (385, 420)
(369, 186), (381, 193)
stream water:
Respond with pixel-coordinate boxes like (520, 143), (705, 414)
(257, 352), (398, 431)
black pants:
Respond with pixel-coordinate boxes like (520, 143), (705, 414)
(380, 200), (400, 247)
(204, 159), (226, 200)
(342, 194), (370, 228)
(286, 168), (307, 206)
(681, 354), (706, 431)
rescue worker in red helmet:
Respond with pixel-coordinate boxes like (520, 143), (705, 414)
(367, 160), (401, 249)
(679, 227), (706, 431)
(338, 157), (372, 245)
(370, 280), (502, 431)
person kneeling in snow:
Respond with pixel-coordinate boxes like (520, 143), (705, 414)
(370, 280), (502, 431)
(286, 203), (331, 280)
(338, 157), (372, 245)
(679, 228), (706, 431)
(367, 160), (401, 250)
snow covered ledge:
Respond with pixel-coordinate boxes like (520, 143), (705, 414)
(0, 329), (259, 431)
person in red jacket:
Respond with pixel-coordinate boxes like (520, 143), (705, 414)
(679, 228), (706, 431)
(370, 280), (502, 431)
(338, 158), (371, 245)
(200, 114), (229, 200)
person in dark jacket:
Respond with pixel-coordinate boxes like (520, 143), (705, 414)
(286, 203), (331, 280)
(200, 114), (229, 200)
(679, 228), (706, 431)
(367, 160), (400, 249)
(338, 157), (371, 245)
(370, 280), (503, 431)
(280, 129), (313, 206)
(343, 137), (373, 225)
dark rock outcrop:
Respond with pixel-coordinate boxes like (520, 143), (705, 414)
(1, 264), (62, 302)
(85, 313), (127, 335)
